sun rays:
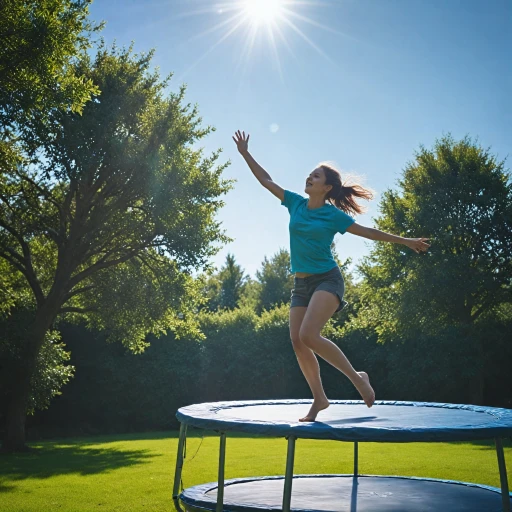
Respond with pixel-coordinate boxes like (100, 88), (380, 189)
(174, 0), (349, 82)
(242, 0), (285, 24)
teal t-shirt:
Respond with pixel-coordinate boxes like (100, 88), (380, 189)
(281, 189), (356, 274)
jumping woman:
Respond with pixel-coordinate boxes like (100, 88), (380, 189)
(232, 130), (430, 422)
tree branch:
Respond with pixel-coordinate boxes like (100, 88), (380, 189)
(0, 219), (44, 305)
(470, 283), (508, 322)
(62, 285), (96, 303)
(0, 193), (18, 214)
(0, 249), (45, 306)
(0, 249), (26, 275)
(2, 245), (25, 265)
(58, 307), (99, 315)
(13, 168), (64, 221)
(68, 248), (142, 289)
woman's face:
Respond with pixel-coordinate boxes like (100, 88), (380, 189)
(305, 167), (332, 197)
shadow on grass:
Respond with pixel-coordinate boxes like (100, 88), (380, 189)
(1, 429), (508, 494)
(26, 428), (278, 445)
(0, 429), (280, 494)
(461, 438), (512, 450)
(0, 443), (160, 491)
(0, 481), (16, 492)
(25, 428), (512, 447)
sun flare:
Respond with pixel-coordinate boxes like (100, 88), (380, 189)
(175, 0), (346, 84)
(243, 0), (284, 24)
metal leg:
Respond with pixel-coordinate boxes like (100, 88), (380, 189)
(173, 423), (187, 512)
(216, 432), (227, 512)
(495, 437), (511, 512)
(282, 436), (296, 512)
(354, 442), (359, 477)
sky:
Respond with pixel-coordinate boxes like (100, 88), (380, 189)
(88, 0), (511, 281)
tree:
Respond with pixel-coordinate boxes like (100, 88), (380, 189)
(1, 1), (100, 429)
(218, 253), (249, 309)
(255, 248), (294, 313)
(0, 0), (100, 145)
(202, 253), (248, 311)
(356, 133), (512, 403)
(0, 45), (233, 451)
(0, 309), (74, 421)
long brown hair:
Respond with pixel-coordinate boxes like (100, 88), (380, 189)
(319, 162), (374, 216)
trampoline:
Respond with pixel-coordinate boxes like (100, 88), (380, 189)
(173, 400), (512, 512)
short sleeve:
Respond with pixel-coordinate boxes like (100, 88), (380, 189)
(281, 190), (305, 214)
(332, 207), (356, 234)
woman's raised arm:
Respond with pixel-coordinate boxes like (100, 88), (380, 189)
(233, 130), (284, 201)
(346, 222), (430, 254)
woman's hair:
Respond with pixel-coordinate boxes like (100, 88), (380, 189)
(319, 162), (375, 216)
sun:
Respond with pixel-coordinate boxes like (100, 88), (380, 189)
(242, 0), (284, 24)
(174, 0), (346, 84)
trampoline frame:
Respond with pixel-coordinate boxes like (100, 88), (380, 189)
(172, 401), (511, 512)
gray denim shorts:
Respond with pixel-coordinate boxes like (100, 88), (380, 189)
(290, 266), (348, 313)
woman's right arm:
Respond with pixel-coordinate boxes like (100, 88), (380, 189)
(233, 130), (284, 201)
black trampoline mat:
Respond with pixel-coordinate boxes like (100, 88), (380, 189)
(182, 475), (511, 512)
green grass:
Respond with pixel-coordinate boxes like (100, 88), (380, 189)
(0, 431), (510, 511)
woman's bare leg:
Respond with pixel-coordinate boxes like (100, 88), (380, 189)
(289, 306), (330, 421)
(299, 290), (375, 409)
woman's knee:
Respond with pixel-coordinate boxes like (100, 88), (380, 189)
(290, 334), (305, 351)
(298, 327), (317, 348)
(291, 332), (316, 353)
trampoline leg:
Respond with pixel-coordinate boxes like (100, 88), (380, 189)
(495, 437), (511, 512)
(354, 442), (359, 477)
(282, 435), (296, 512)
(216, 432), (226, 512)
(173, 423), (187, 512)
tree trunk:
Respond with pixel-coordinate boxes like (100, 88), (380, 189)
(1, 307), (57, 453)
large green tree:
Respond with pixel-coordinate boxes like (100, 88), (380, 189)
(355, 134), (512, 403)
(0, 45), (233, 451)
(0, 0), (100, 143)
(1, 0), (100, 421)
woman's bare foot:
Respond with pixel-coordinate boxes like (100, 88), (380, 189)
(354, 371), (375, 407)
(299, 398), (330, 422)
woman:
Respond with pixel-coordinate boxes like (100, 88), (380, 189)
(232, 130), (430, 422)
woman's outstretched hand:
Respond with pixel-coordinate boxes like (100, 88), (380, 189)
(403, 238), (431, 254)
(232, 130), (249, 155)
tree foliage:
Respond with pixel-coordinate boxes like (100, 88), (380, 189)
(0, 0), (101, 145)
(1, 44), (234, 346)
(0, 43), (233, 450)
(354, 134), (512, 402)
(255, 248), (294, 313)
(202, 253), (248, 311)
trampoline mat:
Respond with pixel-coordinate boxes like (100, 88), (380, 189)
(181, 475), (512, 512)
(177, 400), (512, 442)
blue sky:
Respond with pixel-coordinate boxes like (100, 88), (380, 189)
(89, 0), (511, 280)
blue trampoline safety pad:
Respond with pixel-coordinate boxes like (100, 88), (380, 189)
(180, 475), (512, 512)
(176, 400), (512, 442)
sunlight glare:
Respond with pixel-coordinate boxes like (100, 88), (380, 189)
(243, 0), (284, 24)
(175, 0), (345, 84)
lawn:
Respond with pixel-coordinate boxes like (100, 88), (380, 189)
(0, 431), (510, 511)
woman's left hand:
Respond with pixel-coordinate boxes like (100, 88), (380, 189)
(403, 237), (430, 254)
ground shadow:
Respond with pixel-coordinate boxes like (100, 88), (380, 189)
(458, 438), (512, 451)
(0, 443), (160, 491)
